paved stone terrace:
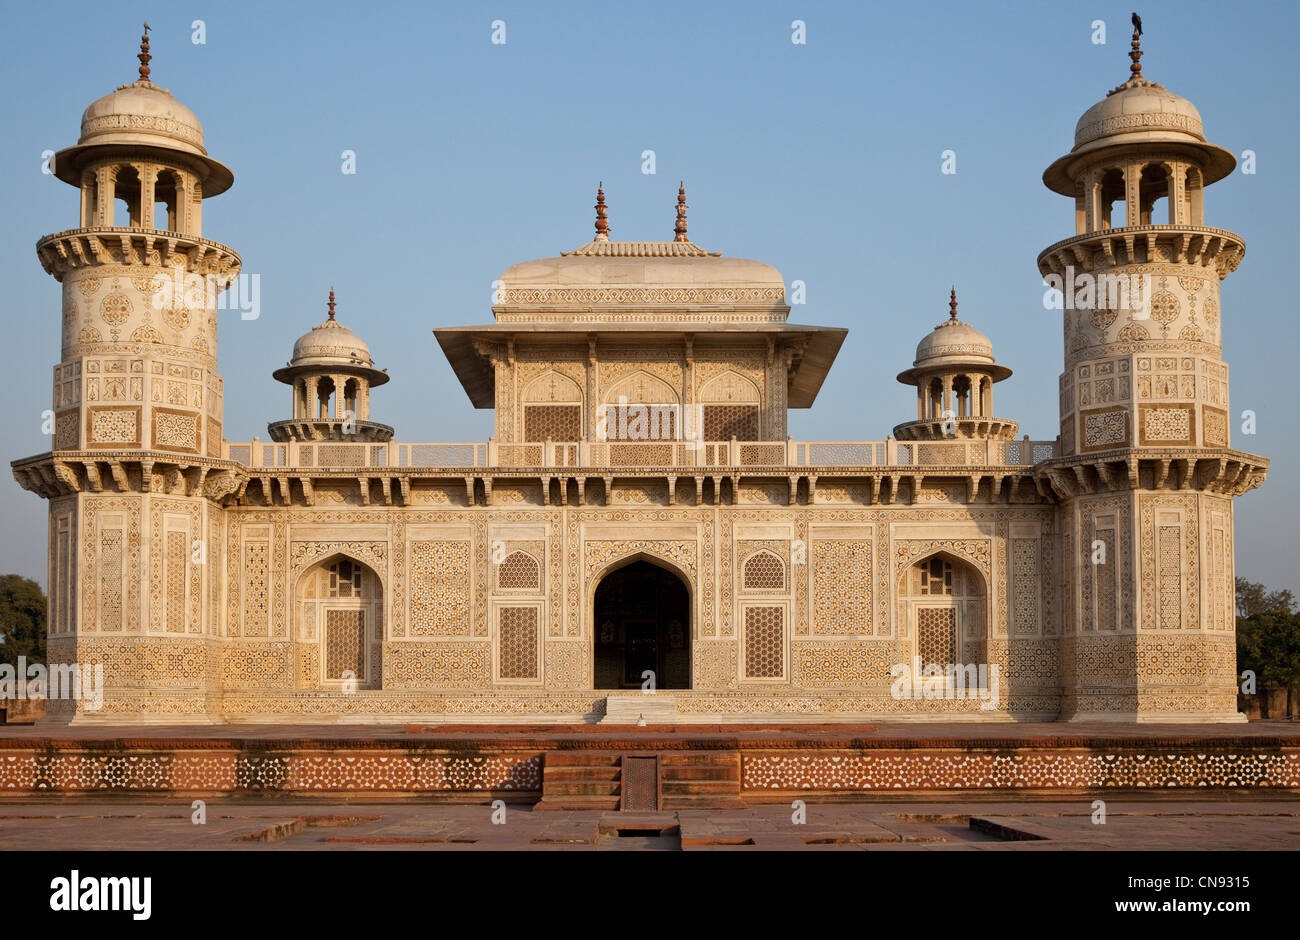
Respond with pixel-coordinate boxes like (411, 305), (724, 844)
(0, 799), (1296, 850)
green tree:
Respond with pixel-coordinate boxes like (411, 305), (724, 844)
(1236, 578), (1295, 619)
(1236, 578), (1300, 718)
(0, 574), (46, 668)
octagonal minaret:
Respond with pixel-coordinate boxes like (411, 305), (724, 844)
(1036, 17), (1267, 722)
(19, 26), (242, 722)
(1038, 19), (1242, 457)
(38, 25), (240, 458)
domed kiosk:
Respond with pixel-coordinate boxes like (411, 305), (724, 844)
(893, 289), (1018, 441)
(269, 289), (393, 442)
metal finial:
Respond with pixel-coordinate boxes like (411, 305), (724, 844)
(138, 22), (152, 83)
(1129, 12), (1143, 79)
(327, 287), (336, 321)
(949, 286), (958, 321)
(594, 183), (610, 242)
(673, 182), (689, 242)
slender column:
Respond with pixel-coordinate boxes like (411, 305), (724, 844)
(334, 375), (347, 419)
(80, 171), (95, 227)
(306, 375), (321, 419)
(96, 165), (117, 227)
(1126, 161), (1141, 227)
(137, 164), (158, 229)
(189, 179), (203, 236)
(1084, 168), (1096, 232)
(941, 376), (953, 420)
(173, 173), (192, 233)
(916, 383), (924, 420)
(357, 381), (370, 421)
(1169, 161), (1186, 225)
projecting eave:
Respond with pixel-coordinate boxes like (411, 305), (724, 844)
(433, 322), (847, 409)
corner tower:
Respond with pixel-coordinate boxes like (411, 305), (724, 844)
(15, 27), (242, 721)
(1036, 18), (1267, 721)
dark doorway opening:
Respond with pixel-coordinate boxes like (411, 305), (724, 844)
(594, 560), (690, 690)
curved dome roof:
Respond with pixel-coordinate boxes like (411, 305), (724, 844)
(896, 292), (1012, 385)
(291, 319), (375, 368)
(1073, 81), (1206, 153)
(500, 249), (785, 292)
(273, 291), (388, 386)
(78, 81), (208, 157)
(53, 55), (233, 195)
(493, 186), (788, 318)
(913, 318), (995, 366)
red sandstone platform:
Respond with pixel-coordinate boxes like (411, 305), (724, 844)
(1, 721), (1296, 808)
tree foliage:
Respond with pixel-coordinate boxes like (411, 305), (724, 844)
(0, 574), (46, 667)
(1236, 578), (1300, 717)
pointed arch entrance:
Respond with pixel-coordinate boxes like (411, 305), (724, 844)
(593, 559), (691, 690)
(294, 555), (383, 689)
(898, 552), (987, 670)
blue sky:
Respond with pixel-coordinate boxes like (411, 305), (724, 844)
(1, 0), (1296, 594)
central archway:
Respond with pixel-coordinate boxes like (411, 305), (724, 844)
(593, 560), (691, 690)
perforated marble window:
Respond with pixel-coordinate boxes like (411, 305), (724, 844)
(916, 607), (956, 668)
(742, 551), (785, 591)
(326, 559), (364, 598)
(324, 608), (366, 681)
(910, 557), (979, 597)
(603, 403), (679, 441)
(703, 404), (759, 442)
(498, 607), (540, 680)
(498, 551), (541, 591)
(743, 606), (785, 679)
(523, 404), (581, 442)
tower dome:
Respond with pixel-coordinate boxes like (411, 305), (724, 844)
(901, 291), (1010, 383)
(1043, 21), (1234, 195)
(288, 315), (378, 371)
(52, 27), (233, 195)
(911, 318), (998, 371)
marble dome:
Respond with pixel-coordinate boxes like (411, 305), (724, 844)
(290, 318), (375, 369)
(1043, 75), (1235, 195)
(53, 80), (234, 195)
(913, 318), (995, 367)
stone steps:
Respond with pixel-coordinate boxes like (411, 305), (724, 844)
(599, 694), (679, 725)
(535, 752), (621, 811)
(660, 751), (744, 809)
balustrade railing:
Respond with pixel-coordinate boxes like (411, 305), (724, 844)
(224, 437), (1058, 470)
